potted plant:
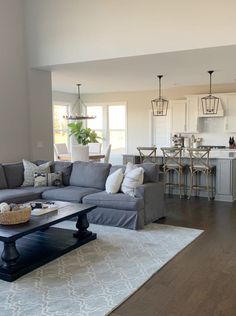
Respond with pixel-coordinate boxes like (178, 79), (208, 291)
(68, 122), (101, 145)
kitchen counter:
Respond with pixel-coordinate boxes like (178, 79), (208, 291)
(123, 148), (236, 160)
(122, 150), (236, 202)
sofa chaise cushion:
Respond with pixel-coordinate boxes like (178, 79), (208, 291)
(83, 191), (144, 212)
(0, 165), (7, 189)
(0, 189), (41, 204)
(70, 161), (111, 190)
(42, 186), (101, 203)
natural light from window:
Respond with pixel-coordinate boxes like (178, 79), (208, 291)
(53, 105), (69, 146)
(87, 104), (126, 164)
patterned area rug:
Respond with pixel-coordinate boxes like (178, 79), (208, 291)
(1, 222), (203, 316)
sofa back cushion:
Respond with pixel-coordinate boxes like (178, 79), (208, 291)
(0, 165), (8, 189)
(110, 163), (159, 183)
(70, 161), (111, 190)
(2, 162), (24, 188)
(51, 161), (73, 186)
(139, 163), (159, 183)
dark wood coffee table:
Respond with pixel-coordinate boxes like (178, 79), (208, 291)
(0, 201), (96, 282)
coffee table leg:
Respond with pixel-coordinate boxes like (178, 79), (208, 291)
(1, 241), (20, 268)
(73, 214), (92, 240)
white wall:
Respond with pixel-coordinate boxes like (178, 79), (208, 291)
(0, 0), (30, 162)
(28, 69), (54, 161)
(25, 0), (236, 67)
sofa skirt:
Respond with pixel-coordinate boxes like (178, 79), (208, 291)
(87, 207), (145, 230)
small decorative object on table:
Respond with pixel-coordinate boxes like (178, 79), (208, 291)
(0, 203), (31, 225)
(229, 136), (235, 149)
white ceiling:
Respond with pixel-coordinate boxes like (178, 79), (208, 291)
(48, 45), (236, 94)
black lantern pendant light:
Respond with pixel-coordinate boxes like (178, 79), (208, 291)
(64, 84), (96, 120)
(151, 75), (168, 116)
(201, 70), (219, 115)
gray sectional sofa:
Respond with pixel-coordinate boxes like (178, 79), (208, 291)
(0, 160), (165, 229)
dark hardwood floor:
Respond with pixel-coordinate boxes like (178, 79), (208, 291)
(110, 196), (236, 316)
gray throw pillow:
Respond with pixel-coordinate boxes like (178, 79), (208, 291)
(22, 160), (51, 187)
(47, 172), (62, 186)
(34, 173), (47, 187)
(34, 172), (62, 187)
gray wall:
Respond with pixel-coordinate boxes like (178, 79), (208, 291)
(28, 69), (54, 161)
(0, 0), (54, 163)
(0, 0), (30, 162)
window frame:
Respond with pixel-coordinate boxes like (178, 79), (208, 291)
(85, 102), (128, 153)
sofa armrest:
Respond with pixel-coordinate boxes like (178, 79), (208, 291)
(136, 182), (165, 224)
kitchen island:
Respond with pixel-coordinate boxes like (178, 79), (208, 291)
(123, 149), (236, 202)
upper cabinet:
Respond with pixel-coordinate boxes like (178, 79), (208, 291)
(170, 98), (199, 133)
(224, 94), (236, 132)
(170, 92), (236, 134)
(186, 96), (199, 133)
(171, 100), (186, 133)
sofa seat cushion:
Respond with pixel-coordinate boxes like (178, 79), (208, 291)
(21, 186), (56, 194)
(83, 191), (144, 212)
(42, 186), (101, 203)
(0, 189), (41, 204)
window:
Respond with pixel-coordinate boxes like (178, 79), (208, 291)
(87, 103), (127, 164)
(53, 104), (69, 146)
(86, 106), (103, 142)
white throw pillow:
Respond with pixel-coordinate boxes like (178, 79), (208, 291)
(105, 168), (124, 194)
(121, 167), (144, 197)
(124, 161), (136, 175)
(22, 160), (51, 186)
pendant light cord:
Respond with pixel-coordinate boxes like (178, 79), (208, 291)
(158, 75), (163, 99)
(208, 70), (214, 95)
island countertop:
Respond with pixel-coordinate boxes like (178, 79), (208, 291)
(123, 148), (236, 160)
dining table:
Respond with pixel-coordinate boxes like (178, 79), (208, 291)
(58, 154), (105, 161)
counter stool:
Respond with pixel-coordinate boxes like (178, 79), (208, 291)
(137, 146), (157, 163)
(187, 148), (216, 200)
(161, 147), (187, 198)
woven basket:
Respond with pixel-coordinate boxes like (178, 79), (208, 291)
(0, 207), (31, 225)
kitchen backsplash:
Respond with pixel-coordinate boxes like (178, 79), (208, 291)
(181, 117), (236, 147)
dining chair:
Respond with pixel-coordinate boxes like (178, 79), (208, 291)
(71, 145), (89, 162)
(103, 144), (112, 163)
(54, 143), (71, 161)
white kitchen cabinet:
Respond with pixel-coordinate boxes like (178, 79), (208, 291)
(151, 110), (171, 148)
(171, 100), (186, 133)
(224, 94), (236, 132)
(170, 97), (199, 133)
(186, 96), (199, 133)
